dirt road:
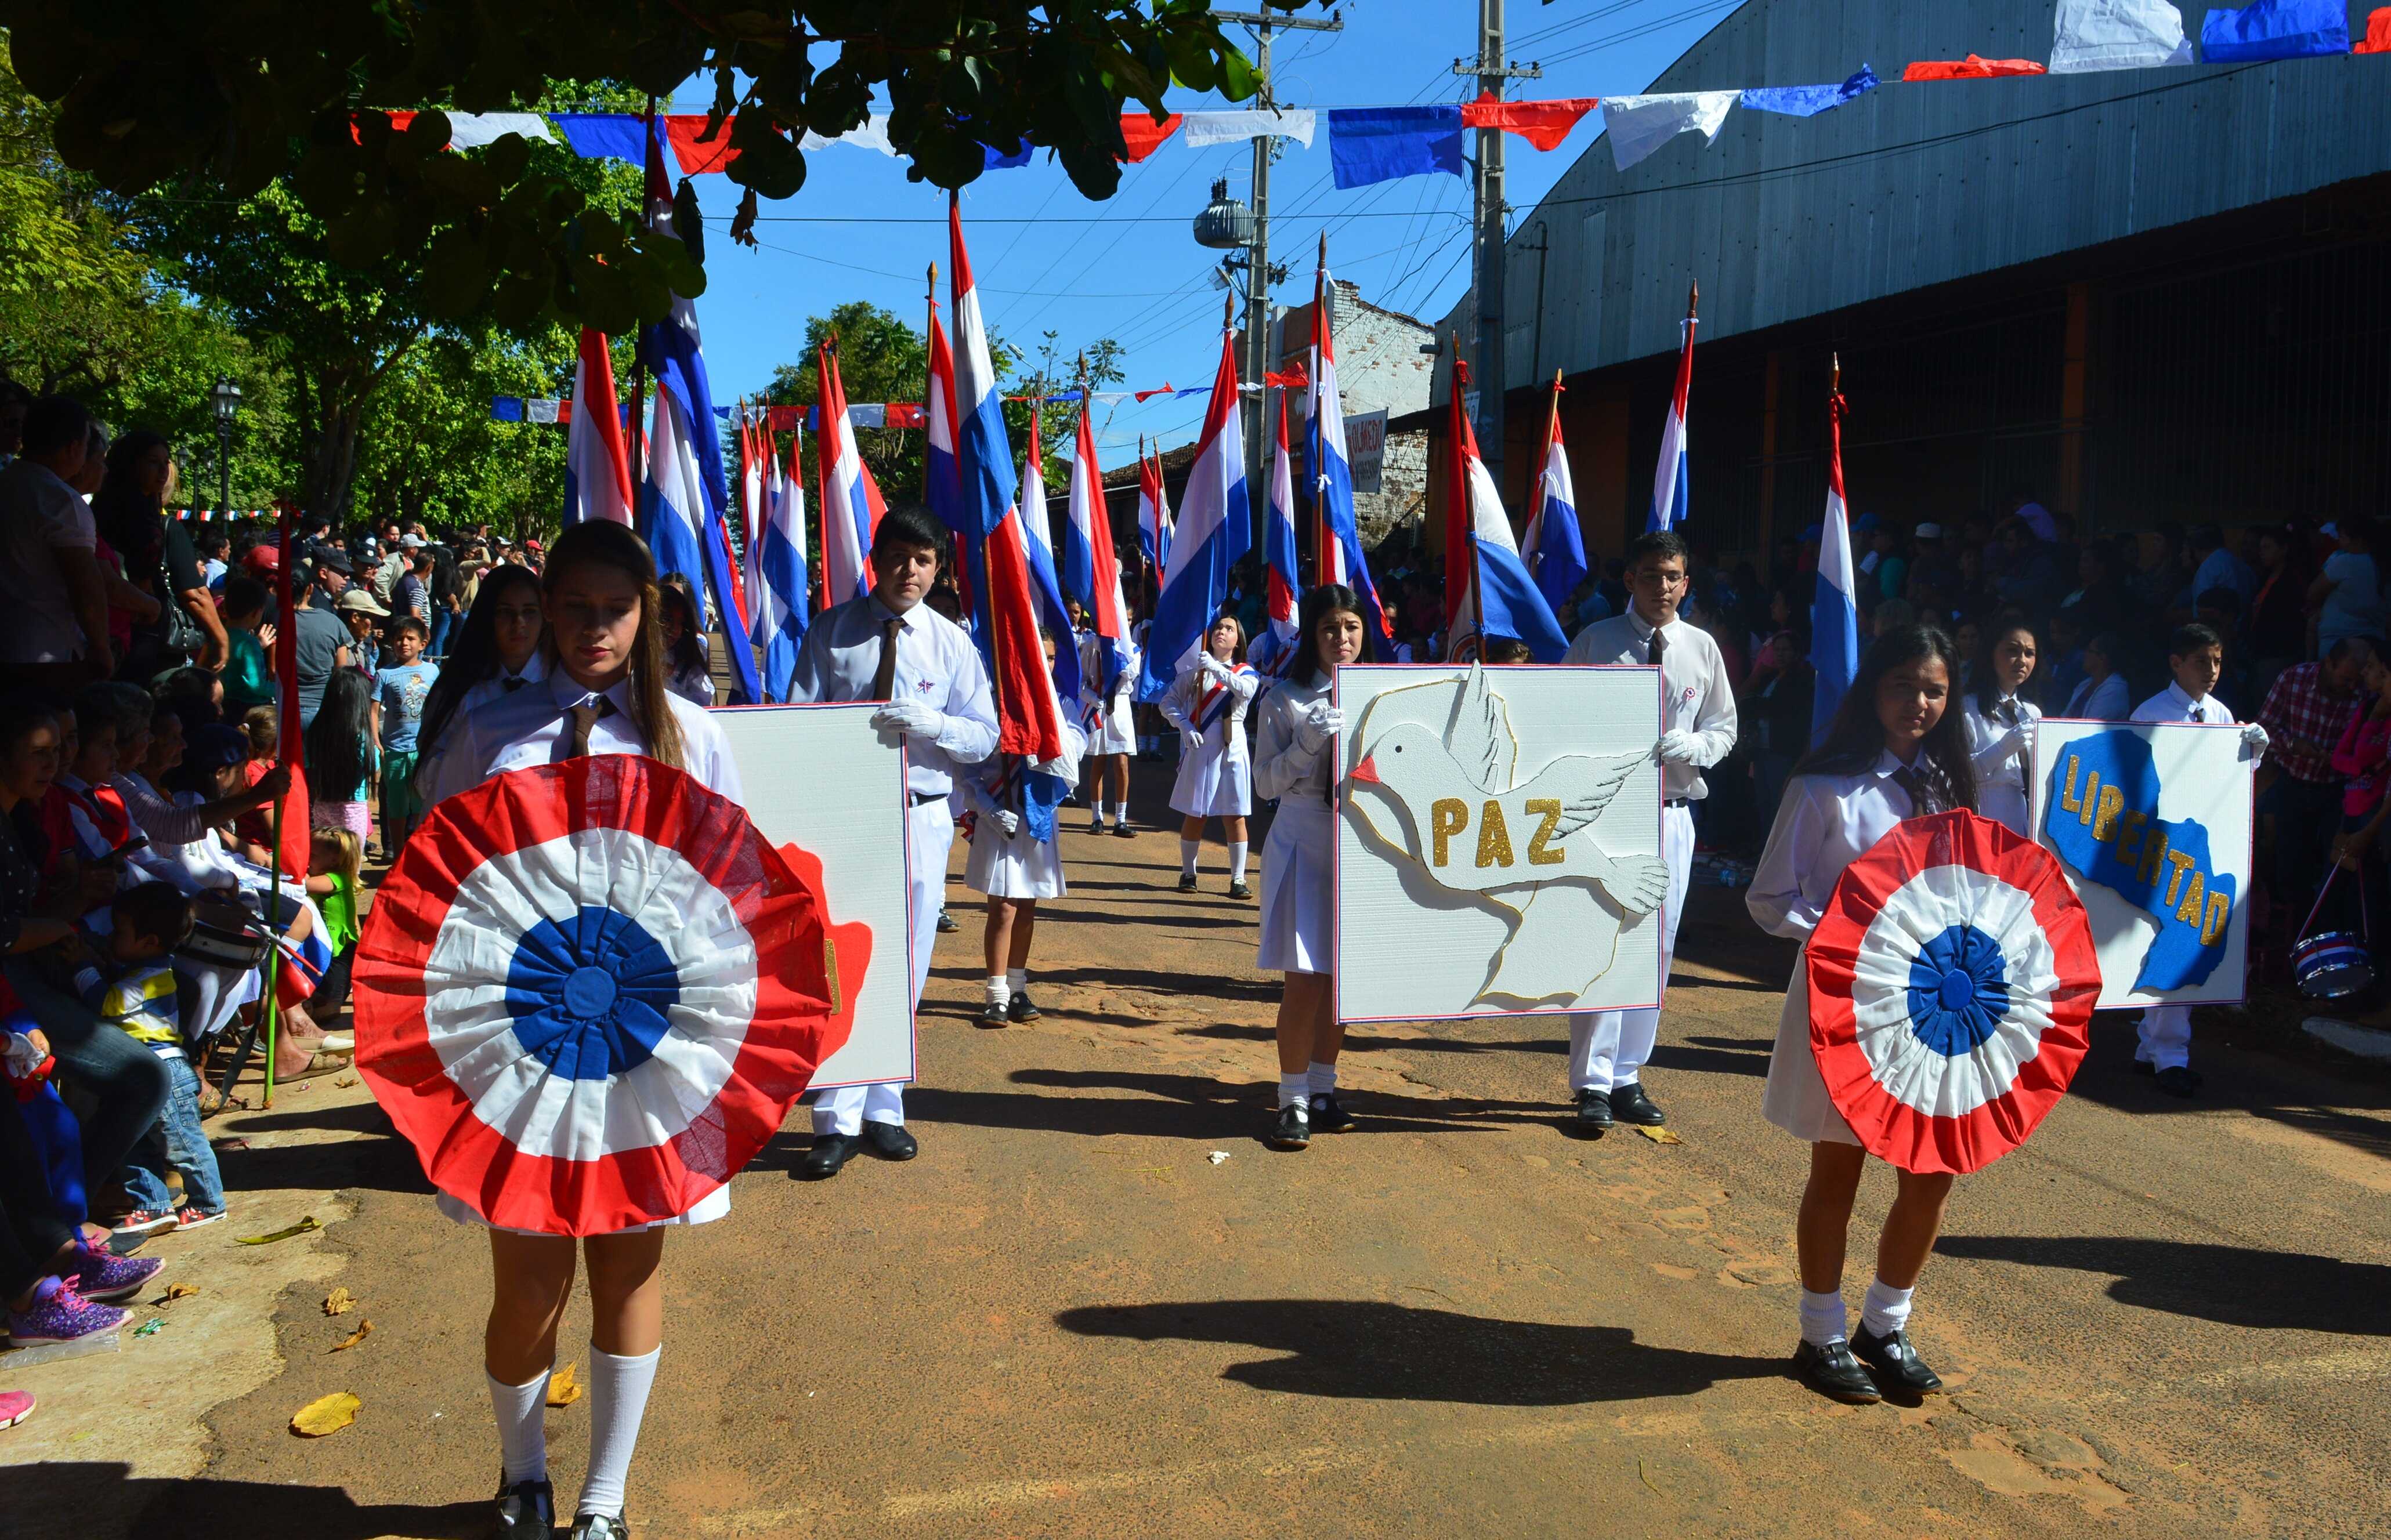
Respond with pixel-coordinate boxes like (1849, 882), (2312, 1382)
(16, 788), (2390, 1539)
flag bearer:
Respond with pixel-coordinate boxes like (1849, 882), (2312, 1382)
(1560, 530), (1738, 1133)
(786, 506), (999, 1178)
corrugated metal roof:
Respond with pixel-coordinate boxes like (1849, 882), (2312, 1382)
(1440, 1), (2391, 397)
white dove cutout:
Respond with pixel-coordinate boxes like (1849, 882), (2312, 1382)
(1344, 664), (1669, 1008)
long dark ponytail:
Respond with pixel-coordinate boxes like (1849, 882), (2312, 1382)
(1793, 624), (1977, 811)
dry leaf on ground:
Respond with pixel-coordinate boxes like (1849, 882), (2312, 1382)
(162, 1282), (200, 1302)
(331, 1320), (374, 1353)
(290, 1392), (360, 1437)
(238, 1217), (321, 1246)
(323, 1287), (355, 1316)
(333, 1076), (359, 1088)
(1634, 1125), (1684, 1145)
(546, 1363), (583, 1407)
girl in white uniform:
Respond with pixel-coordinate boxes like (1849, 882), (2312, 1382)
(1960, 619), (2042, 836)
(1747, 624), (1977, 1408)
(1160, 615), (1258, 896)
(657, 579), (717, 707)
(964, 633), (1088, 1024)
(1077, 622), (1140, 836)
(1252, 586), (1367, 1150)
(420, 520), (743, 1540)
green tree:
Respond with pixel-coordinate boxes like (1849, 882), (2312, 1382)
(353, 325), (583, 537)
(2, 2), (1289, 334)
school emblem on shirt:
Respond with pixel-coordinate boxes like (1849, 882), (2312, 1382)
(1335, 662), (1669, 1018)
(2030, 721), (2256, 1007)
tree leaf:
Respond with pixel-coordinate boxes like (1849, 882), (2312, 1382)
(237, 1216), (321, 1246)
(331, 1320), (374, 1352)
(545, 1363), (583, 1407)
(290, 1391), (360, 1437)
(322, 1287), (356, 1316)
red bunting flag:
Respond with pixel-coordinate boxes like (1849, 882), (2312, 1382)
(1902, 56), (2049, 81)
(1460, 93), (1601, 152)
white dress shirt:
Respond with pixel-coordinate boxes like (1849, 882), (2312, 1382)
(1746, 751), (1933, 942)
(421, 666), (741, 809)
(1563, 607), (1738, 802)
(786, 592), (999, 798)
(2063, 672), (2130, 720)
(1963, 691), (2042, 798)
(2131, 680), (2234, 726)
(1251, 672), (1336, 806)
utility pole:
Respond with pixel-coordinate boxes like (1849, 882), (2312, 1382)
(1456, 4), (1539, 499)
(1214, 8), (1341, 506)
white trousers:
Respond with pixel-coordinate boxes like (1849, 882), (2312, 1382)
(1568, 802), (1696, 1093)
(814, 800), (953, 1136)
(2136, 1005), (2193, 1071)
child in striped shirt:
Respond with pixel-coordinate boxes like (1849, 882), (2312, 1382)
(76, 882), (226, 1233)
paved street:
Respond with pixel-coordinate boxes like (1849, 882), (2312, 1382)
(12, 788), (2390, 1539)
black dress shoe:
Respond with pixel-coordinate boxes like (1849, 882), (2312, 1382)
(936, 909), (960, 934)
(978, 999), (1011, 1028)
(1308, 1092), (1356, 1133)
(1112, 822), (1135, 839)
(1177, 874), (1198, 893)
(862, 1122), (918, 1160)
(1792, 1339), (1882, 1405)
(1267, 1104), (1311, 1150)
(1227, 880), (1253, 900)
(1608, 1082), (1666, 1126)
(495, 1473), (555, 1539)
(1851, 1325), (1943, 1396)
(1573, 1089), (1614, 1132)
(2154, 1066), (2203, 1098)
(1007, 991), (1041, 1023)
(800, 1133), (860, 1179)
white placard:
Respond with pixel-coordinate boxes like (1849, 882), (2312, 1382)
(1333, 664), (1665, 1022)
(712, 704), (916, 1086)
(2029, 719), (2254, 1009)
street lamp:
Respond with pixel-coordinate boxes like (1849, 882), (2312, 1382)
(209, 374), (241, 517)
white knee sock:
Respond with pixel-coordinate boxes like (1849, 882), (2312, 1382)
(1799, 1289), (1847, 1348)
(1307, 1061), (1337, 1097)
(1105, 800), (1123, 824)
(1005, 967), (1027, 993)
(487, 1368), (550, 1484)
(1180, 839), (1200, 878)
(578, 1343), (661, 1519)
(1277, 1072), (1311, 1110)
(1859, 1278), (1915, 1338)
(983, 976), (1008, 1010)
(1228, 840), (1249, 880)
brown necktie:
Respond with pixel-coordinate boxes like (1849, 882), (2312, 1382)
(502, 675), (528, 694)
(870, 615), (903, 702)
(564, 697), (614, 759)
(1892, 764), (1941, 816)
(1646, 624), (1667, 668)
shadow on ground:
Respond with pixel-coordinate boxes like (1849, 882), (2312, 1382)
(3, 1464), (483, 1540)
(1936, 1234), (2391, 1335)
(1055, 1299), (1782, 1404)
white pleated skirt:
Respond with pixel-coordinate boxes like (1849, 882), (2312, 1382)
(965, 824), (1068, 899)
(437, 1184), (729, 1236)
(1257, 799), (1336, 975)
(1171, 735), (1252, 817)
(1089, 698), (1136, 756)
(1760, 954), (1860, 1147)
(1978, 782), (2031, 838)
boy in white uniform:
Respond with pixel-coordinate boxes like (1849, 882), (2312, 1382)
(786, 506), (999, 1177)
(2126, 622), (2268, 1097)
(1560, 530), (1738, 1132)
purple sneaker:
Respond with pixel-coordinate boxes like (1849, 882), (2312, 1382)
(67, 1247), (162, 1305)
(6, 1278), (127, 1346)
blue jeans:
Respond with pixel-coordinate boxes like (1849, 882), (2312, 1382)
(428, 607), (455, 658)
(120, 1056), (223, 1217)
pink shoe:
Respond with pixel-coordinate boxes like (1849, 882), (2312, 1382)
(173, 1208), (226, 1233)
(6, 1278), (127, 1345)
(0, 1389), (32, 1429)
(109, 1211), (174, 1237)
(67, 1247), (163, 1305)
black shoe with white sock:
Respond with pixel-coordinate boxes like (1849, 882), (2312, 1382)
(1791, 1340), (1881, 1404)
(571, 1515), (631, 1540)
(1851, 1325), (1942, 1394)
(1308, 1092), (1356, 1133)
(1268, 1103), (1311, 1150)
(495, 1473), (555, 1538)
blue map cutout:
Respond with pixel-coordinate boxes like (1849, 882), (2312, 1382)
(2045, 730), (2234, 991)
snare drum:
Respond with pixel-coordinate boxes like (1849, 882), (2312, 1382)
(2293, 930), (2374, 1001)
(179, 893), (271, 970)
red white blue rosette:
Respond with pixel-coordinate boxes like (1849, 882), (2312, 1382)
(355, 755), (847, 1235)
(1807, 809), (2098, 1175)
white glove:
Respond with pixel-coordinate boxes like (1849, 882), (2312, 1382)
(871, 701), (945, 739)
(1293, 703), (1343, 753)
(1655, 728), (1701, 765)
(2240, 722), (2270, 758)
(1196, 652), (1230, 679)
(1994, 723), (2031, 763)
(1180, 727), (1201, 750)
(994, 809), (1021, 838)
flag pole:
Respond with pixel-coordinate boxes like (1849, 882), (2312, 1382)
(923, 261), (938, 505)
(1451, 334), (1487, 657)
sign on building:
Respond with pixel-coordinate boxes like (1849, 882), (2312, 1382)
(1347, 408), (1387, 495)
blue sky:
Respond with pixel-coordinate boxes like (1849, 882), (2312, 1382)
(669, 0), (1745, 471)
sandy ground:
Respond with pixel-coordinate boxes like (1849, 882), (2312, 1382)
(8, 774), (2390, 1539)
